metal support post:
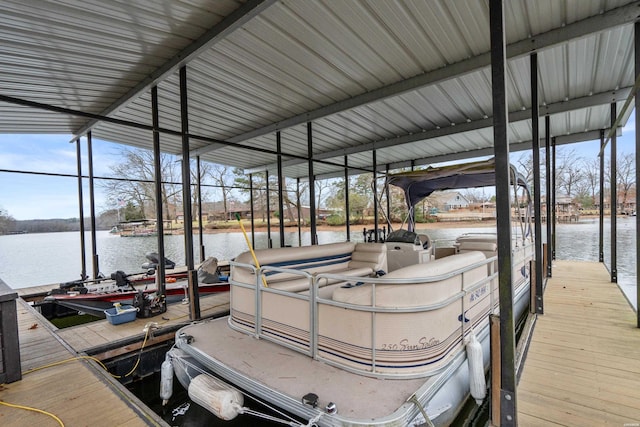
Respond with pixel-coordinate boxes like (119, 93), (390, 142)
(296, 177), (302, 246)
(635, 21), (640, 327)
(385, 163), (391, 227)
(610, 102), (618, 283)
(545, 115), (552, 277)
(531, 53), (544, 314)
(75, 139), (87, 280)
(265, 170), (272, 248)
(372, 150), (379, 241)
(551, 137), (556, 260)
(196, 156), (205, 262)
(599, 129), (605, 263)
(87, 131), (99, 279)
(344, 156), (351, 242)
(249, 174), (256, 248)
(411, 160), (416, 228)
(308, 122), (317, 245)
(151, 86), (166, 299)
(489, 0), (517, 424)
(277, 132), (285, 248)
(179, 65), (200, 320)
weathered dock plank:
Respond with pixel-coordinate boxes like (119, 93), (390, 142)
(1, 292), (230, 426)
(55, 292), (229, 352)
(518, 260), (640, 426)
(1, 300), (161, 426)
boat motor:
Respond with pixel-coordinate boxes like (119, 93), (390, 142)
(133, 290), (166, 318)
(141, 252), (176, 271)
(110, 270), (131, 287)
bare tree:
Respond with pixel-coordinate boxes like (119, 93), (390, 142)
(514, 150), (549, 198)
(315, 178), (335, 211)
(616, 151), (636, 212)
(188, 159), (214, 222)
(580, 157), (600, 207)
(515, 152), (534, 190)
(0, 206), (16, 234)
(101, 147), (181, 221)
(203, 163), (230, 220)
(555, 148), (584, 197)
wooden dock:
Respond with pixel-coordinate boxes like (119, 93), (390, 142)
(1, 292), (230, 427)
(518, 260), (640, 426)
(4, 261), (639, 426)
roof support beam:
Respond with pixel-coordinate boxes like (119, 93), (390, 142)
(312, 128), (611, 181)
(247, 87), (632, 174)
(192, 1), (640, 157)
(72, 0), (277, 139)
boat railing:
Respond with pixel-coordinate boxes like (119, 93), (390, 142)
(229, 253), (514, 378)
(229, 262), (317, 357)
(313, 257), (498, 377)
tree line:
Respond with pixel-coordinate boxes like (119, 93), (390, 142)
(515, 147), (636, 211)
(0, 209), (115, 234)
(1, 144), (635, 235)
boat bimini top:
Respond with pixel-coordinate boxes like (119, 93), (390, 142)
(381, 157), (531, 232)
(384, 157), (530, 208)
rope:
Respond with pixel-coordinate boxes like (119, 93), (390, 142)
(239, 407), (302, 425)
(4, 325), (159, 427)
(23, 324), (152, 379)
(0, 401), (65, 426)
(408, 395), (435, 427)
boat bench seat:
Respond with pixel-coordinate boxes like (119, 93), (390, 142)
(331, 251), (488, 307)
(454, 234), (497, 258)
(231, 242), (387, 292)
(315, 250), (493, 375)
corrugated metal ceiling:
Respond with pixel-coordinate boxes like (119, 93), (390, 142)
(0, 0), (637, 179)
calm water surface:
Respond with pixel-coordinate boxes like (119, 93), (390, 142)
(0, 219), (636, 425)
(0, 219), (636, 309)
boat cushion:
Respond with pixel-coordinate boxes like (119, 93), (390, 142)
(231, 242), (387, 292)
(331, 251), (488, 307)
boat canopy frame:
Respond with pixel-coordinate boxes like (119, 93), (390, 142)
(380, 157), (531, 233)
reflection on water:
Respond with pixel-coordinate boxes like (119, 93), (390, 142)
(0, 219), (635, 308)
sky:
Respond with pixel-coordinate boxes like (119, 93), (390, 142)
(0, 119), (636, 220)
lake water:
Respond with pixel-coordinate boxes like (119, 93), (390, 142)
(0, 218), (636, 308)
(1, 219), (636, 426)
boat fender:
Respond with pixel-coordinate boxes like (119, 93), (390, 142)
(302, 393), (318, 407)
(465, 331), (486, 405)
(188, 374), (244, 420)
(160, 356), (173, 406)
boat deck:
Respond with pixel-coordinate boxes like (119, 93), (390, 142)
(518, 260), (640, 426)
(179, 317), (429, 421)
(1, 292), (230, 427)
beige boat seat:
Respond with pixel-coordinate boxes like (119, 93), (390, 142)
(331, 251), (488, 307)
(231, 242), (387, 292)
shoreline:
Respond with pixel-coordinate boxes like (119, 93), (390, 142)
(196, 219), (498, 234)
(175, 213), (606, 235)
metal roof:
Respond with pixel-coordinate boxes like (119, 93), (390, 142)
(0, 0), (637, 179)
